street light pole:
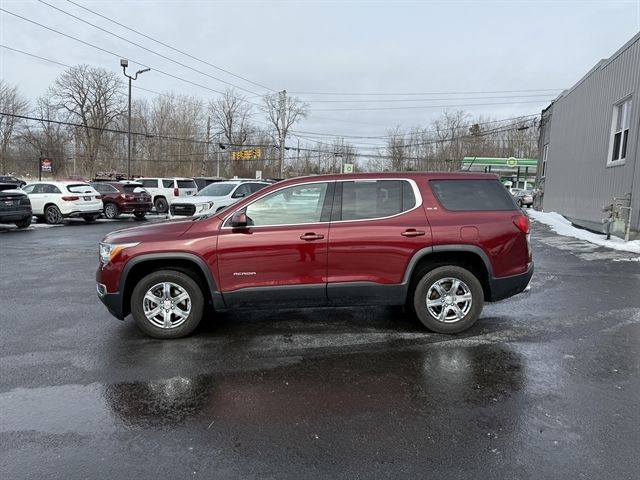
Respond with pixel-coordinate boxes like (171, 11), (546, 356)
(121, 59), (150, 179)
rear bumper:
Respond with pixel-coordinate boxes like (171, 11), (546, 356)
(96, 283), (125, 320)
(118, 202), (153, 213)
(488, 263), (534, 302)
(0, 210), (32, 222)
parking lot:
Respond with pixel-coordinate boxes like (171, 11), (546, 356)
(1, 216), (639, 479)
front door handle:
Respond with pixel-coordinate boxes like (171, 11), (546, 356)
(401, 229), (425, 237)
(300, 233), (325, 241)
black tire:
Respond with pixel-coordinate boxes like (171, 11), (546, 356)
(133, 211), (146, 219)
(411, 265), (484, 334)
(130, 269), (204, 339)
(34, 215), (45, 223)
(83, 214), (99, 223)
(104, 202), (120, 219)
(154, 197), (168, 214)
(14, 216), (32, 229)
(45, 205), (63, 225)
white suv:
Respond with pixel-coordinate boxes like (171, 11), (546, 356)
(22, 181), (103, 224)
(137, 177), (198, 214)
(169, 179), (270, 217)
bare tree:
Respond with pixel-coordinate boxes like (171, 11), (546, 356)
(261, 90), (308, 178)
(0, 80), (29, 174)
(48, 65), (125, 177)
(208, 88), (252, 145)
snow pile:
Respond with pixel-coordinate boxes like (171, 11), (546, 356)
(527, 210), (640, 254)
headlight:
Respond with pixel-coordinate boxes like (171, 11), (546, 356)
(99, 242), (139, 264)
(195, 201), (214, 214)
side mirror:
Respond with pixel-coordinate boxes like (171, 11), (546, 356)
(230, 211), (248, 228)
(232, 192), (246, 199)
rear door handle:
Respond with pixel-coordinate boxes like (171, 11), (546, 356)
(300, 233), (325, 241)
(401, 229), (425, 237)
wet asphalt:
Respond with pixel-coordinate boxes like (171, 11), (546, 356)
(0, 215), (639, 479)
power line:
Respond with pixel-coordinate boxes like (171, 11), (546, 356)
(310, 99), (552, 112)
(65, 0), (276, 93)
(0, 7), (263, 107)
(296, 93), (557, 104)
(289, 88), (564, 96)
(37, 0), (263, 96)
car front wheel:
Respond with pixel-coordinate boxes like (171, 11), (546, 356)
(130, 270), (204, 339)
(412, 266), (484, 334)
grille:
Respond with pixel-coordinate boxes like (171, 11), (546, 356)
(170, 203), (196, 216)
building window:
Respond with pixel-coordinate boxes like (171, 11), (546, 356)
(542, 143), (548, 177)
(608, 97), (632, 165)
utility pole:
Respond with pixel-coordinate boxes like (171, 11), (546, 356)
(203, 116), (211, 176)
(279, 89), (286, 179)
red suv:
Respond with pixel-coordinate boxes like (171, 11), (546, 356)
(96, 172), (533, 339)
(90, 181), (153, 219)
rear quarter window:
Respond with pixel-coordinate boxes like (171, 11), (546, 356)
(139, 179), (157, 188)
(430, 179), (517, 211)
(177, 180), (197, 189)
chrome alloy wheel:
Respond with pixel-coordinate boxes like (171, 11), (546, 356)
(143, 282), (192, 329)
(425, 277), (473, 323)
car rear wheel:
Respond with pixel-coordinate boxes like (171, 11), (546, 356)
(45, 205), (62, 225)
(15, 216), (32, 229)
(154, 197), (168, 214)
(412, 265), (484, 334)
(130, 270), (204, 339)
(104, 203), (119, 219)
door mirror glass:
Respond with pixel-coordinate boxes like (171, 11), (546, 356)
(230, 211), (248, 227)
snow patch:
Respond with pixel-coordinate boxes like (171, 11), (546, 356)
(528, 210), (640, 254)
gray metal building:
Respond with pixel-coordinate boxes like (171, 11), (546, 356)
(537, 32), (640, 240)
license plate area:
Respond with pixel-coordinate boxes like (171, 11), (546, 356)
(84, 196), (91, 201)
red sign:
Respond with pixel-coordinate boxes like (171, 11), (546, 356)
(40, 158), (52, 172)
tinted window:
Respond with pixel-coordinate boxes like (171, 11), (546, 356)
(42, 184), (61, 194)
(22, 184), (35, 194)
(162, 180), (173, 188)
(197, 183), (235, 197)
(67, 184), (93, 194)
(430, 179), (517, 211)
(248, 183), (268, 193)
(177, 180), (196, 189)
(139, 179), (157, 188)
(233, 184), (251, 198)
(123, 184), (144, 193)
(341, 180), (415, 221)
(92, 183), (117, 193)
(245, 183), (329, 226)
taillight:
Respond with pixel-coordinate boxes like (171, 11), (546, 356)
(123, 194), (135, 200)
(512, 214), (530, 234)
(95, 195), (102, 200)
(61, 196), (79, 201)
(174, 187), (179, 196)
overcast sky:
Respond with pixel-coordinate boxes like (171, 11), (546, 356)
(1, 0), (639, 148)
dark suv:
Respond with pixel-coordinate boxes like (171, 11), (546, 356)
(90, 181), (153, 219)
(97, 172), (533, 339)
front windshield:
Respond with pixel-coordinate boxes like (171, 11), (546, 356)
(197, 183), (235, 197)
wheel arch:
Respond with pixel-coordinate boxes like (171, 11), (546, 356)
(404, 246), (494, 301)
(121, 253), (222, 318)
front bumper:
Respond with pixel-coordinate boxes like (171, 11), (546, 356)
(97, 283), (125, 320)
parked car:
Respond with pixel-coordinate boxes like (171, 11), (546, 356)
(192, 176), (225, 191)
(0, 183), (32, 228)
(97, 172), (533, 339)
(0, 175), (27, 188)
(136, 177), (197, 214)
(169, 179), (270, 217)
(22, 181), (103, 224)
(90, 181), (153, 219)
(514, 190), (533, 208)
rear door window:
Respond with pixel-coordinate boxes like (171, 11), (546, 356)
(339, 180), (416, 221)
(162, 179), (173, 188)
(430, 179), (517, 211)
